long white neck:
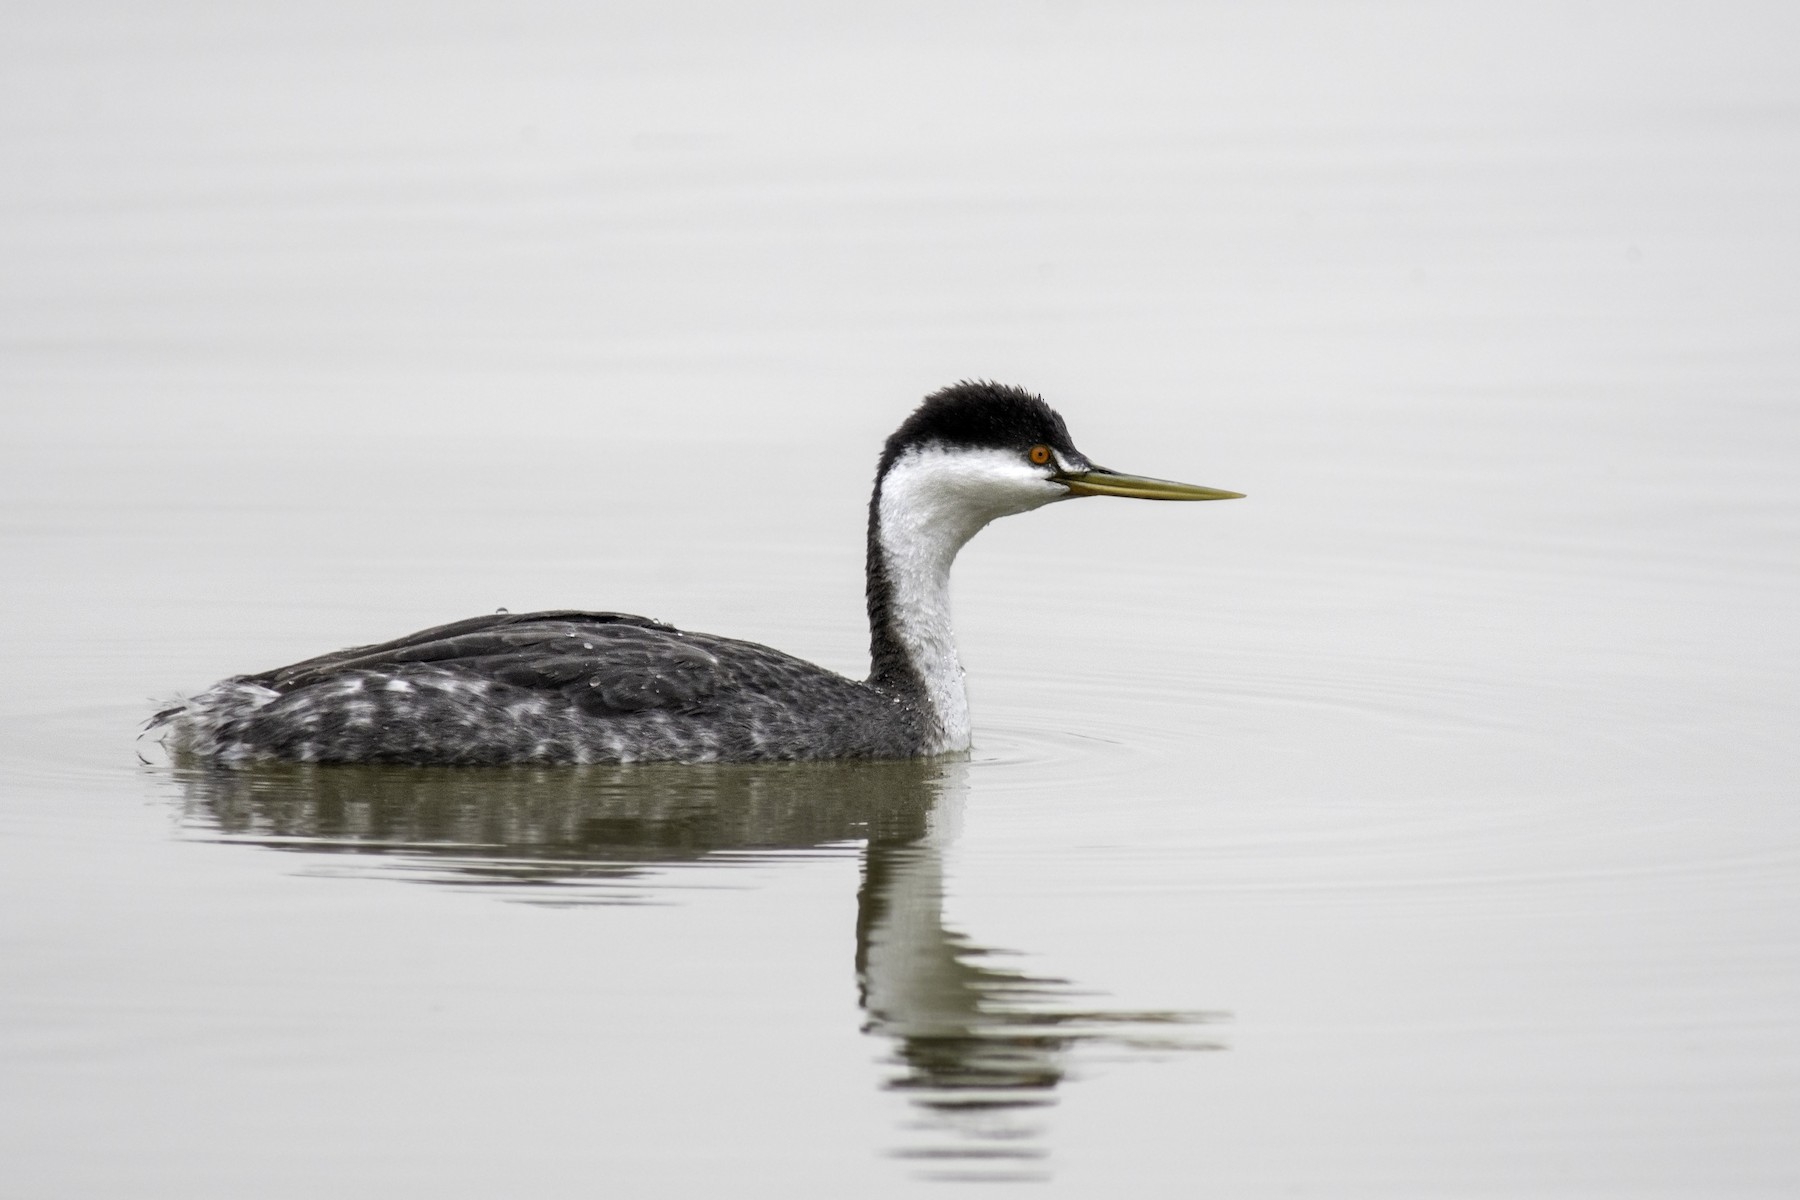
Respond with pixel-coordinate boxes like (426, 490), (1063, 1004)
(870, 445), (1063, 754)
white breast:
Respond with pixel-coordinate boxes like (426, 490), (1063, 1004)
(875, 445), (1065, 753)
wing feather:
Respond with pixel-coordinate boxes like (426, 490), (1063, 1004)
(241, 610), (838, 718)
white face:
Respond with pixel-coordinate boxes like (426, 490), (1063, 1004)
(875, 441), (1086, 753)
(877, 443), (1075, 553)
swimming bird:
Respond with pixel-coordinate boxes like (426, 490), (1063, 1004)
(154, 381), (1241, 765)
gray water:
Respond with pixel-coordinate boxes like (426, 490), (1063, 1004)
(3, 2), (1799, 1195)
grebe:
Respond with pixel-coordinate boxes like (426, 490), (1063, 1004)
(154, 382), (1241, 765)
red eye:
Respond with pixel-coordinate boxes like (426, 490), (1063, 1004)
(1028, 445), (1052, 466)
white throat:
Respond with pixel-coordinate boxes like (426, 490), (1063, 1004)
(875, 445), (1064, 753)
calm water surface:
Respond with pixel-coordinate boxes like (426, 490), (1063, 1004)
(3, 3), (1799, 1195)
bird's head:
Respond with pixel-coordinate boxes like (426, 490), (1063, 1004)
(874, 381), (1242, 547)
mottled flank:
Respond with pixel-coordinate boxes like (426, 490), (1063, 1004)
(153, 611), (930, 766)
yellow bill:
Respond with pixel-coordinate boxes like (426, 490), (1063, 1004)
(1057, 468), (1245, 501)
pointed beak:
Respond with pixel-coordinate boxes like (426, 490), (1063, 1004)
(1055, 466), (1245, 501)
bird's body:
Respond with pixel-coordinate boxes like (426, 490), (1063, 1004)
(154, 382), (1240, 766)
(163, 611), (927, 765)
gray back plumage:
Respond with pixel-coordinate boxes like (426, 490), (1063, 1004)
(163, 611), (929, 765)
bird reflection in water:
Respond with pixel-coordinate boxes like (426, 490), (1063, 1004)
(168, 756), (1222, 1180)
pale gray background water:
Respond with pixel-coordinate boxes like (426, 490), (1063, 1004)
(3, 2), (1798, 1195)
